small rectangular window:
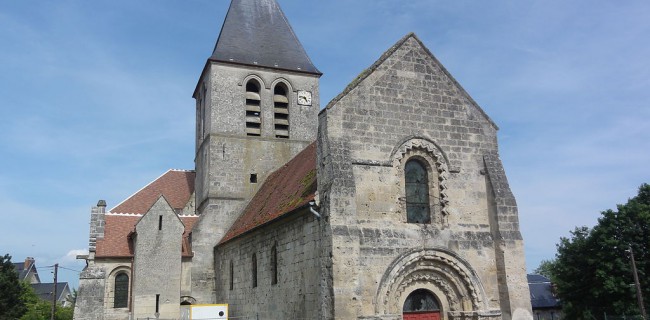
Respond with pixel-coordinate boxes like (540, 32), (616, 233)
(252, 254), (257, 288)
(229, 261), (234, 290)
(271, 245), (278, 285)
(155, 294), (160, 313)
(250, 174), (257, 184)
(158, 216), (163, 230)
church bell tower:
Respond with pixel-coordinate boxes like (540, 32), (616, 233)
(189, 0), (321, 303)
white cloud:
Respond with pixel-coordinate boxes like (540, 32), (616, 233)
(1, 0), (649, 283)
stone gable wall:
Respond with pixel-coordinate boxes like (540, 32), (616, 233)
(132, 198), (184, 319)
(318, 35), (531, 319)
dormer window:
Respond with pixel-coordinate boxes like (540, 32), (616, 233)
(273, 83), (289, 138)
(245, 80), (262, 136)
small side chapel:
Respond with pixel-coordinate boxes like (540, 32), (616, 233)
(74, 0), (533, 319)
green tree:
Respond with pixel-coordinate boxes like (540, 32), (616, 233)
(552, 184), (650, 319)
(65, 289), (77, 309)
(0, 254), (27, 320)
(533, 259), (557, 279)
(20, 283), (73, 320)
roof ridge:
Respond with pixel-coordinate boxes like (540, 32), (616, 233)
(322, 33), (414, 112)
(320, 32), (498, 130)
(109, 169), (175, 212)
(219, 142), (316, 244)
(106, 212), (144, 216)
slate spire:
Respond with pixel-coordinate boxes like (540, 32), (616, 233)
(211, 0), (320, 75)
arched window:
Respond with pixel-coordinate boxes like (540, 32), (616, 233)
(403, 289), (440, 315)
(245, 80), (262, 136)
(251, 253), (257, 288)
(273, 83), (289, 138)
(114, 272), (129, 308)
(405, 159), (431, 223)
(271, 244), (278, 285)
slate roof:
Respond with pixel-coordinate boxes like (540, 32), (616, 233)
(32, 282), (70, 302)
(527, 274), (561, 309)
(210, 0), (320, 75)
(110, 170), (195, 214)
(219, 142), (317, 244)
(12, 259), (39, 283)
(12, 262), (29, 280)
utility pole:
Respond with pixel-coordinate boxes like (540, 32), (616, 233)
(51, 263), (58, 320)
(629, 245), (647, 320)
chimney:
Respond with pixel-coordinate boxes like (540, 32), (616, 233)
(97, 200), (107, 213)
(24, 257), (35, 269)
(89, 200), (108, 252)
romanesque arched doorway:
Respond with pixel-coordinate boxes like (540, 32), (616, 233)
(403, 289), (441, 320)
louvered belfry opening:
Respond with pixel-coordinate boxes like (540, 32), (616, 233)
(245, 80), (262, 136)
(273, 83), (289, 138)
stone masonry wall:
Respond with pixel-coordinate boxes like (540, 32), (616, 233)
(318, 34), (532, 319)
(214, 209), (322, 319)
(88, 204), (106, 253)
(93, 259), (131, 320)
(74, 266), (106, 320)
(132, 197), (184, 319)
(191, 62), (320, 304)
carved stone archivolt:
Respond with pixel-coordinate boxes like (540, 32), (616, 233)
(391, 138), (451, 218)
(374, 248), (489, 317)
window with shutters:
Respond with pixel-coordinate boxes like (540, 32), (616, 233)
(245, 80), (262, 136)
(273, 83), (289, 138)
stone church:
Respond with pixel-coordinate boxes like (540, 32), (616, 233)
(74, 0), (533, 319)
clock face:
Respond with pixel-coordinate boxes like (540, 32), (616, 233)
(297, 90), (312, 106)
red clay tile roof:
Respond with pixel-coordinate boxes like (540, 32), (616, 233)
(96, 215), (199, 258)
(110, 170), (195, 214)
(96, 215), (140, 257)
(181, 216), (199, 257)
(96, 169), (198, 258)
(219, 142), (317, 244)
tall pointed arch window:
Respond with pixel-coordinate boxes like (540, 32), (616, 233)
(114, 272), (129, 308)
(245, 80), (262, 136)
(273, 83), (289, 138)
(405, 159), (431, 223)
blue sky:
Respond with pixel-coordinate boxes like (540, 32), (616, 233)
(1, 1), (649, 289)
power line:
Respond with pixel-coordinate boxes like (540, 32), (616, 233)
(58, 266), (82, 273)
(36, 266), (54, 270)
